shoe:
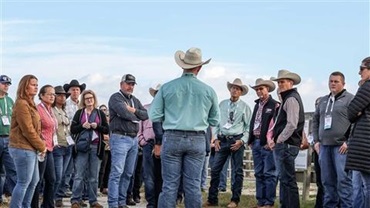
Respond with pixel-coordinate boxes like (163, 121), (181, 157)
(219, 188), (226, 192)
(227, 201), (238, 208)
(91, 202), (104, 208)
(134, 196), (140, 203)
(202, 201), (219, 207)
(201, 187), (207, 192)
(64, 189), (72, 198)
(80, 201), (88, 207)
(176, 195), (183, 205)
(55, 200), (64, 207)
(71, 202), (80, 208)
(118, 206), (129, 208)
(126, 197), (136, 206)
(101, 188), (108, 195)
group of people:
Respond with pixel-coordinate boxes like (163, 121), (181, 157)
(0, 47), (369, 208)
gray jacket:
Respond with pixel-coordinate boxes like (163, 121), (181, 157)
(313, 90), (354, 145)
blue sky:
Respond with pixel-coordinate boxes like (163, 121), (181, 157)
(1, 0), (369, 111)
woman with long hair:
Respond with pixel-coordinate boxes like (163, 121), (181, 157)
(9, 75), (46, 207)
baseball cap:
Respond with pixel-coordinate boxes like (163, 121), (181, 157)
(121, 74), (136, 84)
(0, 75), (11, 85)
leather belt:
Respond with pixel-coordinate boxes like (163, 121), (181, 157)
(165, 129), (205, 135)
(111, 131), (137, 137)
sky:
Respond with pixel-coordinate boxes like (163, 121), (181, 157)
(1, 0), (369, 112)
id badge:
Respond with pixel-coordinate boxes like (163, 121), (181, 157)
(1, 116), (10, 126)
(223, 122), (233, 130)
(324, 115), (332, 130)
(66, 136), (75, 145)
(92, 131), (98, 141)
(53, 134), (59, 146)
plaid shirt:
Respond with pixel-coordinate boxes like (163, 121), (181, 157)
(253, 99), (268, 137)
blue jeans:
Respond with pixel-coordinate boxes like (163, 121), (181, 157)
(252, 139), (277, 206)
(360, 171), (370, 208)
(353, 170), (364, 208)
(71, 145), (101, 205)
(53, 145), (72, 200)
(201, 155), (209, 189)
(142, 140), (161, 208)
(208, 138), (245, 204)
(319, 145), (353, 208)
(108, 134), (138, 208)
(158, 131), (206, 208)
(9, 148), (39, 208)
(209, 153), (230, 189)
(0, 137), (17, 196)
(62, 145), (74, 193)
(274, 143), (300, 208)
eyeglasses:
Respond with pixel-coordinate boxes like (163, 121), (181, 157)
(101, 108), (107, 111)
(255, 87), (265, 91)
(84, 96), (94, 100)
(45, 93), (56, 97)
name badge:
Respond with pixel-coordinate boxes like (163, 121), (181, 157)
(223, 122), (233, 130)
(92, 131), (99, 141)
(324, 115), (332, 130)
(66, 136), (75, 145)
(53, 134), (59, 146)
(1, 116), (10, 126)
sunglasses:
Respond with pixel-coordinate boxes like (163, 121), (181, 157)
(255, 87), (265, 91)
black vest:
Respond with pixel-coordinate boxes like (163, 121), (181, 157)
(273, 88), (305, 146)
(248, 96), (278, 146)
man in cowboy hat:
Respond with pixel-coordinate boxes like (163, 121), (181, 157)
(62, 79), (86, 200)
(107, 73), (148, 208)
(138, 84), (164, 208)
(247, 78), (279, 208)
(149, 47), (220, 208)
(204, 78), (251, 208)
(0, 75), (17, 203)
(312, 71), (354, 208)
(270, 69), (305, 208)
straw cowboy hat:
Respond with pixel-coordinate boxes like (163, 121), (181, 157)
(270, 69), (301, 85)
(250, 78), (276, 92)
(174, 47), (211, 69)
(149, 84), (161, 97)
(63, 79), (86, 92)
(227, 78), (249, 96)
(54, 85), (71, 98)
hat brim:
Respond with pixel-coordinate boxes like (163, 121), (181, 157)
(174, 50), (211, 69)
(270, 73), (301, 85)
(149, 88), (159, 97)
(56, 92), (71, 99)
(227, 82), (248, 96)
(250, 81), (276, 92)
(63, 83), (86, 93)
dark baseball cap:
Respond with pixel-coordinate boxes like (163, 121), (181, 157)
(0, 75), (11, 85)
(121, 74), (136, 84)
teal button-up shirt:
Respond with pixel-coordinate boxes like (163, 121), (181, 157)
(214, 98), (252, 144)
(149, 73), (220, 131)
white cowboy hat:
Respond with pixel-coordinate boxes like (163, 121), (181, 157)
(270, 69), (301, 85)
(250, 78), (276, 92)
(149, 84), (161, 97)
(174, 47), (211, 69)
(227, 78), (249, 96)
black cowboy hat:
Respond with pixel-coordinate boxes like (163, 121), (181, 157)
(63, 79), (86, 93)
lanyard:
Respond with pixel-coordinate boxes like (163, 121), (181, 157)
(119, 91), (135, 108)
(41, 103), (57, 132)
(0, 97), (8, 115)
(325, 95), (335, 114)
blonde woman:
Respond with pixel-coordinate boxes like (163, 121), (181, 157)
(70, 90), (108, 208)
(9, 75), (46, 208)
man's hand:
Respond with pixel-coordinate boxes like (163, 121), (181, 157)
(154, 144), (161, 158)
(338, 142), (348, 154)
(126, 104), (136, 113)
(267, 139), (275, 150)
(230, 140), (243, 151)
(214, 140), (221, 152)
(314, 142), (320, 154)
(90, 122), (97, 129)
